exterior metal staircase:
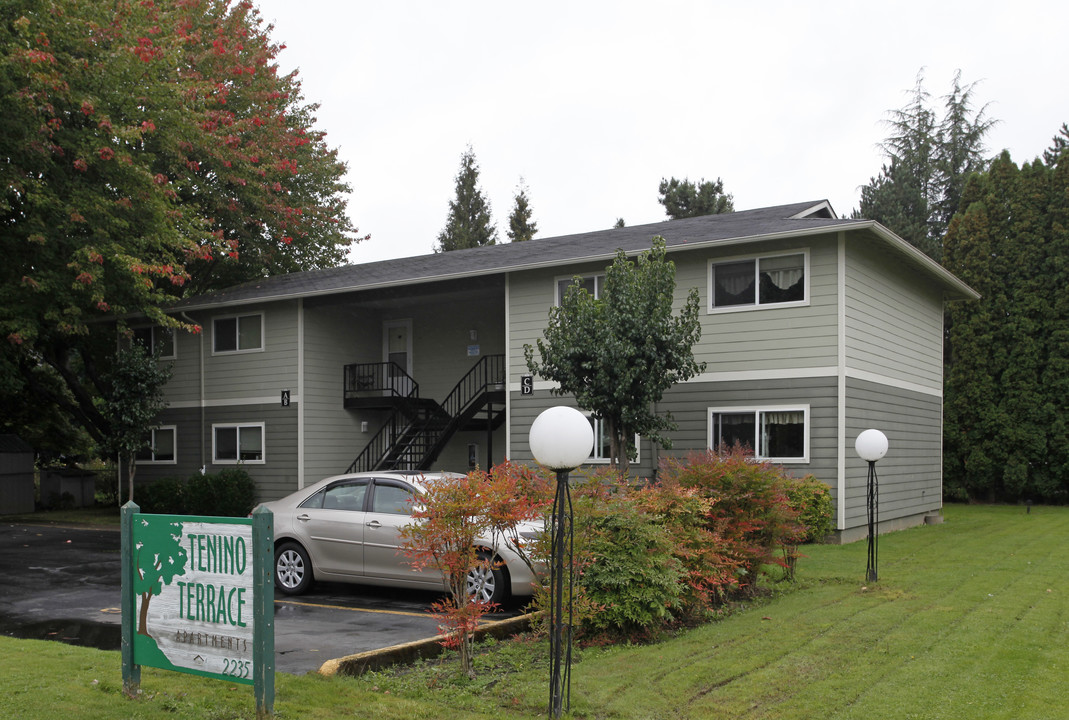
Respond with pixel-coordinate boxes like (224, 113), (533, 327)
(343, 355), (506, 473)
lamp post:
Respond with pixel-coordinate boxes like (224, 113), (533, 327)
(529, 406), (593, 719)
(855, 429), (888, 583)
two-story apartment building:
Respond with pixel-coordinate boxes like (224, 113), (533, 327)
(134, 200), (978, 541)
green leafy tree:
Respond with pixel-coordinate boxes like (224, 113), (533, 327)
(436, 146), (497, 252)
(105, 344), (171, 503)
(943, 149), (1069, 502)
(525, 238), (706, 472)
(657, 177), (734, 219)
(0, 0), (357, 447)
(856, 69), (995, 261)
(506, 178), (537, 242)
(134, 516), (188, 638)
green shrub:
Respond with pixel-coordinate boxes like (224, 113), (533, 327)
(562, 482), (684, 638)
(783, 474), (834, 543)
(137, 476), (186, 514)
(186, 468), (257, 517)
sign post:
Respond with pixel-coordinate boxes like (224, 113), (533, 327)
(121, 503), (274, 716)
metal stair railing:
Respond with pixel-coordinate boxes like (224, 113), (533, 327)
(344, 355), (506, 473)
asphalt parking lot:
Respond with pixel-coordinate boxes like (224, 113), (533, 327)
(0, 522), (524, 675)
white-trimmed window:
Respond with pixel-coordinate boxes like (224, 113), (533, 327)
(212, 313), (263, 353)
(213, 423), (265, 464)
(133, 326), (175, 359)
(587, 415), (640, 464)
(136, 426), (177, 464)
(556, 273), (605, 305)
(709, 251), (808, 312)
(708, 405), (809, 463)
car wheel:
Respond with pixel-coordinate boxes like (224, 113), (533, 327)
(467, 552), (508, 605)
(275, 541), (313, 595)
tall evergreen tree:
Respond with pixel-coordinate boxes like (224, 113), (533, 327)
(856, 70), (995, 261)
(1043, 123), (1069, 167)
(943, 149), (1069, 503)
(506, 178), (537, 242)
(436, 146), (497, 252)
(657, 177), (734, 219)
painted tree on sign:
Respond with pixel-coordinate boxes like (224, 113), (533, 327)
(135, 517), (188, 638)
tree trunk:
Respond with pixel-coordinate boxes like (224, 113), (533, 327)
(138, 591), (152, 637)
(127, 456), (137, 504)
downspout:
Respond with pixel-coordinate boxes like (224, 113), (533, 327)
(180, 312), (206, 470)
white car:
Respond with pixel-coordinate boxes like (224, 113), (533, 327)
(256, 471), (540, 604)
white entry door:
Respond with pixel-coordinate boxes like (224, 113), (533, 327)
(382, 319), (413, 396)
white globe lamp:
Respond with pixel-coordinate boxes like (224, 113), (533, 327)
(529, 405), (592, 718)
(854, 428), (888, 583)
(855, 429), (889, 462)
(529, 406), (593, 471)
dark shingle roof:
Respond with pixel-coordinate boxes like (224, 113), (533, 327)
(170, 200), (975, 311)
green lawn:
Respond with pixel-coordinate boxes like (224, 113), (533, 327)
(1, 504), (1065, 719)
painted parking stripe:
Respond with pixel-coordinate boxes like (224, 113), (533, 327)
(274, 599), (430, 618)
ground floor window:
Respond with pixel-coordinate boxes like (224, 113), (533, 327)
(587, 415), (640, 464)
(213, 423), (265, 464)
(708, 405), (809, 462)
(136, 426), (176, 464)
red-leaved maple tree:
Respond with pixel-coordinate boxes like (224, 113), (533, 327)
(400, 462), (551, 678)
(0, 0), (360, 447)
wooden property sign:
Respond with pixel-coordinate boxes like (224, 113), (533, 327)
(121, 504), (274, 716)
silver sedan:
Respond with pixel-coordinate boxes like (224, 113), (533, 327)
(257, 471), (540, 605)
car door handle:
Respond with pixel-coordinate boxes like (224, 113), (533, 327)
(297, 514), (310, 522)
(366, 520), (381, 528)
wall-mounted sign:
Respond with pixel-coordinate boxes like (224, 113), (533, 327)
(281, 389), (290, 407)
(521, 375), (534, 396)
(467, 345), (480, 357)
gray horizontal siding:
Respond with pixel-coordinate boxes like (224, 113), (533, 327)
(841, 378), (942, 529)
(845, 237), (944, 391)
(508, 375), (840, 495)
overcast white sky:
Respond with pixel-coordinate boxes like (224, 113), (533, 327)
(252, 0), (1068, 264)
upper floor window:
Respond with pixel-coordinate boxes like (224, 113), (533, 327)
(709, 252), (807, 312)
(136, 426), (176, 464)
(708, 405), (809, 463)
(133, 326), (175, 359)
(556, 273), (605, 305)
(213, 314), (263, 354)
(213, 423), (265, 464)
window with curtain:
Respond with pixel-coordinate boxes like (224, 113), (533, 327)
(709, 406), (808, 461)
(710, 252), (806, 310)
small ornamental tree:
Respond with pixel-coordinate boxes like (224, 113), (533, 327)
(400, 462), (551, 678)
(104, 344), (172, 503)
(525, 237), (706, 471)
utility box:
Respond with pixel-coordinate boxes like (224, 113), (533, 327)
(0, 435), (35, 515)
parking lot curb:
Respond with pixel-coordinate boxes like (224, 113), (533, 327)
(317, 611), (538, 677)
